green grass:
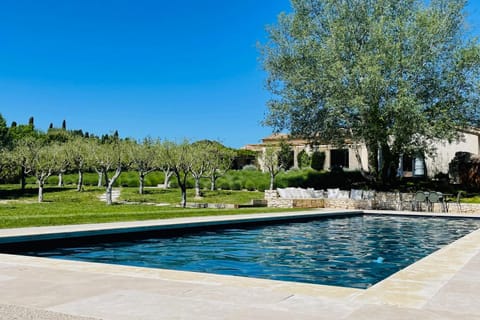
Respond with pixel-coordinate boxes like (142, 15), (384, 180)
(0, 185), (293, 229)
(461, 195), (480, 204)
(120, 188), (265, 204)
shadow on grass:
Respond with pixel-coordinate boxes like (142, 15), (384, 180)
(0, 187), (77, 200)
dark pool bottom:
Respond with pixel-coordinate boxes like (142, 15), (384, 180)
(13, 215), (480, 289)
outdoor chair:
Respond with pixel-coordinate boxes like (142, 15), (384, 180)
(446, 191), (464, 213)
(414, 191), (428, 211)
(427, 192), (447, 212)
(327, 188), (340, 199)
(350, 189), (363, 200)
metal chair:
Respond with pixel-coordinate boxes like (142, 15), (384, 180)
(427, 192), (447, 212)
(446, 191), (464, 213)
(414, 191), (428, 211)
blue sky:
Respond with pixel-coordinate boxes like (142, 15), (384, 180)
(0, 0), (479, 148)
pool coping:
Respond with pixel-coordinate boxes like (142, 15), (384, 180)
(1, 209), (480, 319)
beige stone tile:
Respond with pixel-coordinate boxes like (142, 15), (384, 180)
(345, 304), (480, 320)
(424, 292), (480, 316)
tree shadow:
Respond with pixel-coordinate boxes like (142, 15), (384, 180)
(0, 187), (70, 200)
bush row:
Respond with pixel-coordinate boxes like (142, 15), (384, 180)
(35, 168), (366, 191)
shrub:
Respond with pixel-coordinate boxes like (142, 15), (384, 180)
(244, 180), (256, 191)
(297, 150), (311, 168)
(218, 180), (230, 190)
(278, 140), (294, 169)
(145, 172), (164, 186)
(230, 181), (242, 190)
(255, 181), (269, 192)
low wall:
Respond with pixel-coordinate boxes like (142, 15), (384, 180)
(264, 189), (480, 214)
(446, 203), (480, 214)
(324, 199), (374, 210)
(292, 199), (325, 208)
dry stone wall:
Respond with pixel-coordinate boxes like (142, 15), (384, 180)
(264, 188), (480, 214)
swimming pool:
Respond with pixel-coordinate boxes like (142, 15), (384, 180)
(12, 215), (480, 289)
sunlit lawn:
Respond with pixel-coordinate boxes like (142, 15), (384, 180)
(0, 185), (293, 229)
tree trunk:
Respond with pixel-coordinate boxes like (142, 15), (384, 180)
(174, 170), (187, 208)
(58, 172), (64, 187)
(38, 181), (44, 203)
(161, 170), (173, 189)
(104, 169), (109, 187)
(105, 186), (113, 205)
(180, 185), (187, 208)
(77, 170), (83, 192)
(139, 172), (145, 194)
(194, 177), (201, 198)
(210, 175), (216, 191)
(105, 167), (122, 205)
(269, 173), (275, 190)
(20, 168), (26, 191)
(379, 144), (397, 185)
(97, 171), (103, 187)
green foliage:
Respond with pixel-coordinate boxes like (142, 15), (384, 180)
(449, 152), (480, 190)
(244, 180), (256, 191)
(261, 0), (480, 183)
(297, 150), (311, 168)
(0, 113), (10, 149)
(311, 151), (325, 171)
(230, 181), (242, 190)
(277, 140), (294, 169)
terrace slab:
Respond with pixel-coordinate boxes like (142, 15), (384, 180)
(1, 210), (480, 319)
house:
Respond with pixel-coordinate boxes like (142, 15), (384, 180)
(242, 128), (480, 178)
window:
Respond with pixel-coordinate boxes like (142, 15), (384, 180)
(330, 149), (349, 169)
(402, 155), (413, 172)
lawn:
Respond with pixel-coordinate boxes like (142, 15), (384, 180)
(0, 185), (293, 229)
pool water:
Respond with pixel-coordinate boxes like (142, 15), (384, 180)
(19, 215), (480, 289)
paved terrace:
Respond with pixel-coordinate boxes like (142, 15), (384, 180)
(0, 210), (480, 319)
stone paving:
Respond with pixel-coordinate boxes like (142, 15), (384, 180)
(0, 210), (480, 319)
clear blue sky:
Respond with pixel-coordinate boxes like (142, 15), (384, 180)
(0, 0), (479, 148)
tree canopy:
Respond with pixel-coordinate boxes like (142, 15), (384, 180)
(261, 0), (480, 182)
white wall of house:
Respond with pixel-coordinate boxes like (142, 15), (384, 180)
(247, 130), (479, 177)
(425, 131), (480, 177)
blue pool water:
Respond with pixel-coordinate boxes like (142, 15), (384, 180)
(20, 215), (480, 289)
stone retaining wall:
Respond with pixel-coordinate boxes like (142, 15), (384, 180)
(446, 203), (480, 214)
(292, 199), (325, 208)
(324, 199), (374, 210)
(264, 189), (480, 214)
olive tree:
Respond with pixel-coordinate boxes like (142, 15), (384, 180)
(163, 140), (194, 207)
(262, 147), (282, 190)
(91, 138), (131, 205)
(156, 140), (174, 189)
(127, 137), (159, 194)
(9, 125), (40, 190)
(13, 138), (64, 202)
(190, 141), (212, 198)
(205, 142), (236, 191)
(0, 113), (10, 149)
(65, 136), (93, 191)
(0, 148), (17, 183)
(261, 0), (480, 183)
